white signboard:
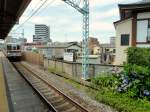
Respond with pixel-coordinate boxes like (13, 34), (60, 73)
(64, 52), (73, 62)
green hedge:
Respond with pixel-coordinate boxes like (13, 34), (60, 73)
(127, 47), (150, 67)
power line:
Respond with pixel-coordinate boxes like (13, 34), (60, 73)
(35, 0), (55, 16)
(13, 0), (55, 32)
(15, 0), (48, 30)
(29, 0), (43, 15)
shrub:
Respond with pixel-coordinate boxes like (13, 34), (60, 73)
(91, 64), (150, 99)
(117, 64), (150, 99)
(91, 73), (119, 89)
(127, 47), (150, 67)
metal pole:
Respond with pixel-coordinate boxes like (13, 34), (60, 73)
(82, 0), (89, 79)
(62, 0), (89, 79)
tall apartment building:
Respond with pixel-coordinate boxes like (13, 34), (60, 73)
(33, 24), (50, 43)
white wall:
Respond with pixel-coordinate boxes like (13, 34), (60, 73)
(114, 19), (132, 65)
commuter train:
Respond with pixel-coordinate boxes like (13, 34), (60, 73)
(4, 43), (22, 61)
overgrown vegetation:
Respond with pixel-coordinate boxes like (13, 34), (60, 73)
(90, 72), (150, 112)
(90, 47), (150, 112)
(88, 88), (150, 112)
(127, 47), (150, 67)
(48, 66), (63, 74)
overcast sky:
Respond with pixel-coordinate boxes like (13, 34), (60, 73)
(10, 0), (140, 43)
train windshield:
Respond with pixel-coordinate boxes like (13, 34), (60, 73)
(7, 45), (11, 50)
(7, 44), (21, 50)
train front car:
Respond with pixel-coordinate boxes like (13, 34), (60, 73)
(6, 43), (22, 61)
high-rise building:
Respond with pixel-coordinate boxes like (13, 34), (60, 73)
(33, 24), (51, 43)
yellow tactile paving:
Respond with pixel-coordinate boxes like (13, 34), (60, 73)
(0, 53), (9, 112)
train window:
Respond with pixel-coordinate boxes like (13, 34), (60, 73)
(7, 45), (11, 50)
(17, 45), (20, 50)
(13, 46), (16, 50)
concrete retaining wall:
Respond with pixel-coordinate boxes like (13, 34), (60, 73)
(44, 59), (123, 78)
(22, 52), (123, 78)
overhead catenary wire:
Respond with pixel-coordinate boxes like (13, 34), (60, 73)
(35, 0), (55, 16)
(13, 0), (55, 32)
(29, 0), (44, 15)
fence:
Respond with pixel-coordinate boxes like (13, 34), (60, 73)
(22, 52), (44, 66)
(44, 59), (123, 79)
(22, 52), (122, 79)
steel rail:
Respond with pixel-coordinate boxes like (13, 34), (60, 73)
(14, 62), (89, 112)
(12, 62), (57, 112)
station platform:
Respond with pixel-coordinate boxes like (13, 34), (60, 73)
(0, 52), (49, 112)
(0, 53), (9, 112)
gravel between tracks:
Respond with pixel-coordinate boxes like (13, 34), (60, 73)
(22, 61), (118, 112)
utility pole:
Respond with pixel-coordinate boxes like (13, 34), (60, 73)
(62, 0), (89, 79)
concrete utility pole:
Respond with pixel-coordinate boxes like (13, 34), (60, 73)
(62, 0), (89, 79)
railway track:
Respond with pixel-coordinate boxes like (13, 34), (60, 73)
(13, 62), (89, 112)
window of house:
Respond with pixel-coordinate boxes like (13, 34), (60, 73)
(147, 20), (150, 41)
(121, 34), (129, 46)
(137, 20), (148, 42)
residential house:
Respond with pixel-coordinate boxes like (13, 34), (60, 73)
(100, 43), (116, 64)
(88, 37), (100, 54)
(93, 45), (101, 55)
(23, 42), (44, 51)
(100, 44), (116, 54)
(38, 42), (82, 60)
(114, 0), (150, 65)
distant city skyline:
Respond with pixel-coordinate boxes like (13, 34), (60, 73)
(10, 0), (140, 43)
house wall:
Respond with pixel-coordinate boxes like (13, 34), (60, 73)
(41, 48), (53, 59)
(66, 45), (82, 54)
(114, 19), (132, 65)
(53, 48), (64, 58)
(93, 46), (100, 54)
(105, 47), (115, 53)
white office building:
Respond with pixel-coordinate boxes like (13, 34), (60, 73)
(33, 24), (51, 43)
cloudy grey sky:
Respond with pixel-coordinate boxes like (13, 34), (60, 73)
(10, 0), (140, 43)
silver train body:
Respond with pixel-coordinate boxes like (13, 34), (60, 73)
(4, 43), (22, 61)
